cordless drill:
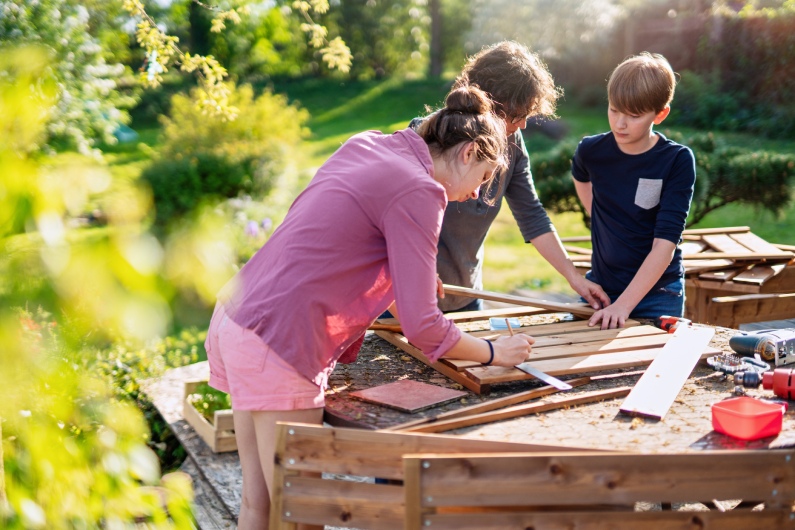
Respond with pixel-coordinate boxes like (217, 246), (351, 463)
(729, 328), (795, 367)
(734, 368), (795, 400)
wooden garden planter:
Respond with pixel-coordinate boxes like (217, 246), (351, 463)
(182, 380), (236, 453)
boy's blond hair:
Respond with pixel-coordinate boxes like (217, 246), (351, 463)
(607, 52), (675, 115)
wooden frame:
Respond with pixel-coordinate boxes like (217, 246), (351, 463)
(269, 422), (590, 530)
(376, 320), (719, 395)
(182, 380), (236, 453)
(404, 450), (795, 529)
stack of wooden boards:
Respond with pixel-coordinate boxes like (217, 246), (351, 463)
(374, 307), (721, 395)
(565, 226), (794, 282)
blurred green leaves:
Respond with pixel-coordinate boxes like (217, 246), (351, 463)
(0, 47), (194, 528)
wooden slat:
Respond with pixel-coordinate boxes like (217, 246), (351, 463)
(702, 233), (754, 254)
(682, 226), (750, 235)
(619, 327), (715, 420)
(564, 245), (592, 255)
(465, 345), (721, 385)
(442, 284), (595, 318)
(683, 251), (792, 260)
(467, 319), (641, 339)
(385, 377), (592, 432)
(526, 332), (671, 361)
(678, 240), (708, 254)
(376, 305), (552, 326)
(732, 263), (786, 285)
(274, 423), (575, 480)
(399, 387), (632, 434)
(697, 267), (745, 282)
(407, 450), (794, 507)
(730, 231), (788, 255)
(416, 509), (792, 530)
(281, 477), (403, 530)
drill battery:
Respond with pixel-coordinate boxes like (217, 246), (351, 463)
(728, 328), (795, 367)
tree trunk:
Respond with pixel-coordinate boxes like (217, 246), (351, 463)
(428, 0), (443, 77)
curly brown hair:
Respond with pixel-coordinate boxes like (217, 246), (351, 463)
(453, 41), (562, 122)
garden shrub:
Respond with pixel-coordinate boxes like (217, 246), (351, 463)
(143, 83), (308, 230)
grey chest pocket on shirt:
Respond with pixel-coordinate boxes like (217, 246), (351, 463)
(634, 178), (663, 209)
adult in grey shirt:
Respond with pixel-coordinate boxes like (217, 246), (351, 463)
(435, 41), (610, 312)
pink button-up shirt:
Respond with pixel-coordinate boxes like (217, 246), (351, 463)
(220, 129), (462, 386)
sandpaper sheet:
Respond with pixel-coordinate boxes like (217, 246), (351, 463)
(349, 379), (466, 413)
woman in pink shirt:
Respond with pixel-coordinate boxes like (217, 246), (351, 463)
(205, 85), (535, 528)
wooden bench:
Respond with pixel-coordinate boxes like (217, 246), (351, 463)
(403, 450), (795, 529)
(268, 422), (588, 529)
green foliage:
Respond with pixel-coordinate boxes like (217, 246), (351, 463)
(187, 383), (232, 424)
(1, 46), (195, 528)
(142, 83), (308, 229)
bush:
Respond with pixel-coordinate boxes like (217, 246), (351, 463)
(143, 83), (308, 230)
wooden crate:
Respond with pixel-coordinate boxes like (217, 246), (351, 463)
(182, 380), (236, 453)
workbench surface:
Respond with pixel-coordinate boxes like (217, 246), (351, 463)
(325, 319), (795, 452)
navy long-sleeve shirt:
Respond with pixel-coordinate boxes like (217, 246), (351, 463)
(572, 132), (696, 296)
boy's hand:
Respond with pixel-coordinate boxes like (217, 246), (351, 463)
(588, 304), (631, 329)
(570, 275), (611, 310)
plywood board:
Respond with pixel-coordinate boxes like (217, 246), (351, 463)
(619, 326), (715, 420)
(349, 379), (466, 413)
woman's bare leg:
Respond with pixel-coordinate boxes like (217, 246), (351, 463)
(234, 408), (323, 529)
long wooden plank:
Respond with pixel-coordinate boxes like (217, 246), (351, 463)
(564, 244), (592, 255)
(442, 284), (595, 318)
(376, 305), (552, 326)
(619, 326), (715, 420)
(385, 377), (592, 432)
(730, 231), (788, 254)
(732, 263), (786, 285)
(416, 510), (791, 530)
(702, 233), (754, 254)
(524, 332), (671, 361)
(683, 251), (792, 260)
(467, 318), (640, 339)
(408, 450), (794, 507)
(698, 266), (745, 282)
(275, 422), (578, 480)
(443, 325), (659, 371)
(399, 387), (632, 433)
(682, 226), (750, 235)
(465, 345), (721, 385)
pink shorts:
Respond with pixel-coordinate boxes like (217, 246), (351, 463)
(205, 303), (325, 411)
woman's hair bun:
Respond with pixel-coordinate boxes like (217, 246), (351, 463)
(444, 85), (492, 116)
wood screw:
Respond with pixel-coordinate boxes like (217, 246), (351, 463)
(288, 429), (295, 435)
(289, 458), (295, 465)
(423, 461), (430, 468)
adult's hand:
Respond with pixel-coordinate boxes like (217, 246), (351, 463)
(570, 275), (611, 310)
(491, 334), (535, 366)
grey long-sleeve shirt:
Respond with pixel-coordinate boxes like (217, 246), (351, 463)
(436, 130), (556, 311)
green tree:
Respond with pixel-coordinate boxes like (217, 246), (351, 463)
(0, 0), (133, 156)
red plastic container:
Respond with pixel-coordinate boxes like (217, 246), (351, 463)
(712, 396), (787, 441)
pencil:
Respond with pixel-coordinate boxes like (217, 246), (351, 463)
(505, 318), (514, 336)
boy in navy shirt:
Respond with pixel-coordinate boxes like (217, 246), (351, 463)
(572, 52), (696, 329)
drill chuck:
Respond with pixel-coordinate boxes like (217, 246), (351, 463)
(734, 367), (795, 400)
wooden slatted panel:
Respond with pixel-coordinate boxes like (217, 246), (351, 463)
(443, 325), (662, 371)
(465, 345), (721, 385)
(415, 511), (793, 530)
(405, 451), (795, 508)
(712, 293), (795, 329)
(280, 477), (403, 530)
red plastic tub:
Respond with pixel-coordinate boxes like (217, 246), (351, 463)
(712, 396), (787, 441)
